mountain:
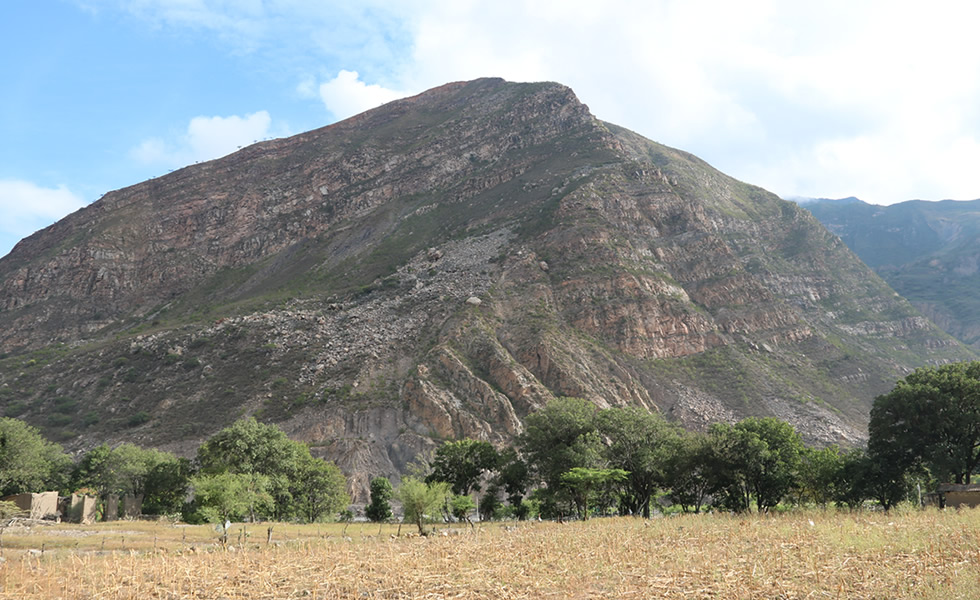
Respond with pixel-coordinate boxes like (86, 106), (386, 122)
(803, 198), (980, 349)
(0, 79), (973, 499)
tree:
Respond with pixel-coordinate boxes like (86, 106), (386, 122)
(706, 418), (803, 513)
(520, 397), (604, 491)
(71, 445), (116, 498)
(794, 446), (845, 507)
(560, 467), (628, 520)
(73, 443), (180, 513)
(869, 361), (980, 485)
(397, 476), (450, 535)
(365, 476), (393, 523)
(191, 472), (273, 523)
(0, 417), (70, 496)
(478, 484), (502, 520)
(449, 494), (476, 524)
(495, 448), (530, 519)
(143, 457), (192, 515)
(197, 417), (312, 519)
(426, 438), (499, 496)
(598, 406), (674, 517)
(290, 453), (350, 522)
(662, 431), (713, 513)
(733, 417), (804, 512)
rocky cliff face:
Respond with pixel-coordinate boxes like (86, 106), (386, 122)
(0, 79), (973, 501)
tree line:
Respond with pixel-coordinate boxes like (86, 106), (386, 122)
(369, 361), (980, 528)
(4, 360), (978, 527)
(0, 417), (349, 523)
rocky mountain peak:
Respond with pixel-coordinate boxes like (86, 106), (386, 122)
(0, 79), (973, 500)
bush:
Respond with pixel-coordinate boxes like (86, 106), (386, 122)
(127, 411), (151, 427)
(0, 500), (25, 519)
(365, 477), (393, 522)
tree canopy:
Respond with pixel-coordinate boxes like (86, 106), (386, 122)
(195, 417), (348, 521)
(397, 477), (450, 535)
(426, 438), (498, 496)
(0, 417), (70, 496)
(869, 361), (980, 484)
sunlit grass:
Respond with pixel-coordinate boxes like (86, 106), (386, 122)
(3, 509), (980, 598)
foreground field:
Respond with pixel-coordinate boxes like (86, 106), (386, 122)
(2, 508), (980, 599)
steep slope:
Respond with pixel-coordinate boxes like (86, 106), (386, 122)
(0, 79), (973, 499)
(804, 198), (980, 349)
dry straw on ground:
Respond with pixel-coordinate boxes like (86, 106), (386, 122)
(2, 508), (980, 599)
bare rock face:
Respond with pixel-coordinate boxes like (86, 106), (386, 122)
(0, 78), (973, 497)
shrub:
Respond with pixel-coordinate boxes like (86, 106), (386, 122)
(128, 411), (151, 427)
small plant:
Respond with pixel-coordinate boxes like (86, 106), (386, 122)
(0, 500), (25, 519)
(127, 411), (151, 427)
(4, 400), (28, 417)
(47, 413), (73, 427)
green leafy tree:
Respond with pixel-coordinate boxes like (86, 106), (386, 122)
(191, 472), (273, 523)
(478, 483), (502, 521)
(869, 361), (980, 484)
(794, 446), (845, 507)
(0, 417), (70, 496)
(143, 457), (193, 515)
(662, 431), (713, 513)
(706, 423), (765, 512)
(520, 397), (604, 492)
(864, 451), (915, 511)
(495, 448), (530, 519)
(833, 449), (873, 509)
(365, 476), (394, 523)
(426, 438), (499, 495)
(560, 467), (629, 520)
(71, 444), (115, 497)
(197, 417), (305, 519)
(734, 417), (804, 512)
(706, 418), (803, 513)
(290, 453), (350, 522)
(397, 476), (450, 535)
(449, 494), (476, 524)
(72, 443), (178, 511)
(598, 406), (674, 517)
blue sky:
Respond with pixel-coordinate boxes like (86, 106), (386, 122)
(4, 0), (980, 257)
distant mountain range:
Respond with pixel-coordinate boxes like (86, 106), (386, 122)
(0, 80), (973, 498)
(799, 197), (980, 349)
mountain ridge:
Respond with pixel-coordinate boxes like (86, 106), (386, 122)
(802, 197), (980, 349)
(0, 79), (973, 499)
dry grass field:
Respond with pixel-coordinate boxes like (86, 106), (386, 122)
(2, 508), (980, 599)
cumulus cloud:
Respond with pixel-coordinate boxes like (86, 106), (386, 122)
(71, 0), (980, 202)
(317, 70), (408, 121)
(132, 110), (275, 167)
(395, 0), (980, 203)
(0, 180), (87, 257)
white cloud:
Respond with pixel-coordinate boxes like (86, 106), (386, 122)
(132, 110), (275, 168)
(392, 0), (980, 203)
(69, 0), (980, 203)
(317, 70), (408, 121)
(0, 180), (87, 257)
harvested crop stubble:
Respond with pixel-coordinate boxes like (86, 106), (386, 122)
(2, 509), (980, 598)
